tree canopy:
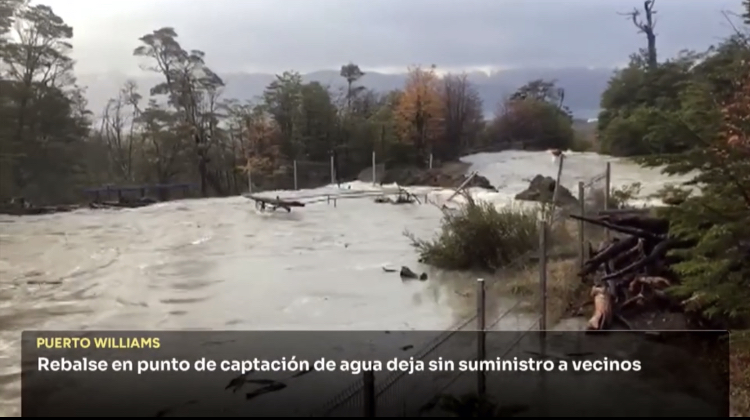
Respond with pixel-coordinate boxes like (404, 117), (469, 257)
(1, 3), (580, 202)
(598, 1), (750, 322)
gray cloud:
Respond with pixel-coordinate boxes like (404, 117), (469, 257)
(46, 0), (744, 75)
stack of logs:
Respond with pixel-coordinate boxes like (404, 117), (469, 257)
(570, 212), (696, 331)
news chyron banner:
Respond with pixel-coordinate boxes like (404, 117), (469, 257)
(23, 330), (728, 417)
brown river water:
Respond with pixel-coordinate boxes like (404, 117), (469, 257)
(0, 151), (688, 416)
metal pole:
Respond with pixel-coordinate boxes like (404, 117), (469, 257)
(247, 166), (253, 194)
(477, 278), (486, 397)
(446, 171), (477, 203)
(604, 162), (612, 241)
(429, 153), (433, 169)
(539, 220), (548, 332)
(363, 370), (375, 417)
(372, 151), (376, 185)
(538, 221), (549, 417)
(578, 181), (585, 270)
(293, 160), (298, 190)
(550, 154), (565, 222)
(330, 155), (335, 185)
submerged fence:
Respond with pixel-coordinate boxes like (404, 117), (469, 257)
(314, 154), (619, 417)
(244, 152), (440, 193)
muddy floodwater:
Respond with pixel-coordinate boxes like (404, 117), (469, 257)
(0, 151), (691, 416)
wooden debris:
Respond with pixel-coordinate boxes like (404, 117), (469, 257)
(245, 194), (305, 212)
(572, 213), (695, 331)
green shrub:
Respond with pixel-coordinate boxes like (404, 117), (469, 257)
(587, 182), (642, 211)
(610, 182), (642, 208)
(405, 196), (540, 271)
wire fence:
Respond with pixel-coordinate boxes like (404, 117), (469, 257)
(244, 152), (447, 194)
(313, 154), (617, 417)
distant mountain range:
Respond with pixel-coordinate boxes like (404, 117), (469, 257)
(78, 67), (616, 120)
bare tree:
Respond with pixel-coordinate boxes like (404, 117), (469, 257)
(441, 73), (484, 159)
(620, 0), (658, 69)
(100, 81), (141, 181)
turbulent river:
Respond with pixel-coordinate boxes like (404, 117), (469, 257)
(0, 150), (690, 416)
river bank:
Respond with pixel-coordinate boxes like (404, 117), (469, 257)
(418, 197), (749, 416)
(0, 150), (715, 416)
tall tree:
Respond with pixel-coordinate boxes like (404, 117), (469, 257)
(100, 81), (141, 182)
(620, 0), (658, 69)
(440, 73), (484, 160)
(0, 0), (89, 203)
(395, 65), (444, 165)
(134, 27), (225, 196)
(340, 62), (365, 114)
(263, 71), (304, 159)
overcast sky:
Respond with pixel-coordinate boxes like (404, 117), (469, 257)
(44, 0), (744, 76)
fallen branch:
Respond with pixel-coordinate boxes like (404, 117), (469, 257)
(579, 236), (639, 277)
(569, 213), (664, 240)
(600, 238), (675, 282)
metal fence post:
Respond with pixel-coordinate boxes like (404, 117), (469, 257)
(247, 166), (253, 194)
(372, 151), (377, 185)
(293, 160), (298, 190)
(477, 278), (486, 396)
(578, 181), (585, 270)
(363, 370), (375, 417)
(330, 155), (335, 185)
(604, 162), (611, 240)
(538, 220), (548, 332)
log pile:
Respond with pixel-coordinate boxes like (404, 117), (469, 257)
(570, 213), (696, 331)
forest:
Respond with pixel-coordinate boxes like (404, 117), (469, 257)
(0, 0), (583, 204)
(597, 0), (750, 325)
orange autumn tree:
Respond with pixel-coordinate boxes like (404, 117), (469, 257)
(230, 103), (283, 182)
(394, 65), (444, 165)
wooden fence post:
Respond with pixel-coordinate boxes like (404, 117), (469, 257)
(293, 160), (298, 190)
(539, 220), (548, 331)
(578, 181), (585, 269)
(604, 162), (611, 240)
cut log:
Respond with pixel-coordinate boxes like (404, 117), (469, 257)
(598, 214), (670, 235)
(600, 238), (676, 282)
(580, 236), (639, 277)
(569, 214), (663, 240)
